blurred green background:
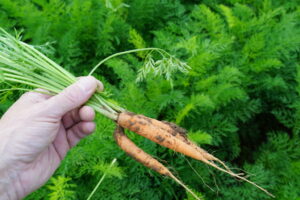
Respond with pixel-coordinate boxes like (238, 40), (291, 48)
(0, 0), (300, 199)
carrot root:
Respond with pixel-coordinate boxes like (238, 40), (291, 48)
(114, 125), (201, 200)
(203, 160), (275, 198)
(117, 112), (274, 198)
(160, 121), (235, 174)
(118, 112), (234, 173)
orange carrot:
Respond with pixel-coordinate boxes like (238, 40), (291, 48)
(114, 125), (201, 200)
(157, 120), (233, 173)
(117, 112), (229, 168)
(117, 112), (206, 160)
(139, 117), (226, 167)
(117, 112), (274, 198)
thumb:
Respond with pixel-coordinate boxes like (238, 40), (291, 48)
(46, 76), (99, 117)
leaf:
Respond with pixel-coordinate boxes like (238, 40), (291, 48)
(176, 94), (215, 124)
(219, 4), (238, 28)
(191, 4), (224, 36)
(105, 0), (129, 12)
(184, 189), (206, 200)
(176, 36), (198, 55)
(129, 28), (147, 58)
(136, 51), (190, 84)
(188, 130), (213, 145)
(47, 176), (76, 200)
(91, 161), (124, 179)
(0, 69), (4, 83)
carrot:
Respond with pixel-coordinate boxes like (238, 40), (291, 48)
(135, 116), (228, 168)
(114, 125), (201, 200)
(117, 112), (275, 198)
(117, 112), (206, 159)
(159, 120), (233, 173)
(117, 112), (230, 168)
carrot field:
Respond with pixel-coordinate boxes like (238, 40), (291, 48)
(0, 0), (300, 199)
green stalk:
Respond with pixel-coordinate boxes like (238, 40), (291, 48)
(21, 42), (76, 83)
(86, 158), (117, 200)
(0, 28), (188, 121)
(3, 73), (60, 92)
(89, 48), (162, 75)
(18, 43), (76, 85)
(3, 77), (60, 93)
(0, 67), (65, 91)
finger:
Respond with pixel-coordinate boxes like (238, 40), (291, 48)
(6, 89), (52, 114)
(96, 80), (104, 92)
(62, 106), (95, 129)
(17, 89), (51, 104)
(53, 124), (71, 160)
(45, 76), (98, 117)
(77, 76), (104, 92)
(79, 106), (95, 121)
(66, 122), (96, 147)
(62, 108), (81, 129)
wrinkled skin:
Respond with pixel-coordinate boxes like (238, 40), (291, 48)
(0, 76), (103, 200)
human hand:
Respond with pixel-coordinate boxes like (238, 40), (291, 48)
(0, 76), (103, 200)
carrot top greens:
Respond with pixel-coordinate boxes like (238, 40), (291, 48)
(0, 28), (190, 120)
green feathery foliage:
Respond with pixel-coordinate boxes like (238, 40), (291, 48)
(0, 0), (299, 199)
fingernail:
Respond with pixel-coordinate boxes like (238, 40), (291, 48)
(77, 76), (97, 95)
(85, 122), (96, 133)
(96, 80), (104, 92)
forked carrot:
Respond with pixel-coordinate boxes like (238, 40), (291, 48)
(117, 112), (274, 198)
(117, 112), (232, 167)
(114, 125), (201, 200)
